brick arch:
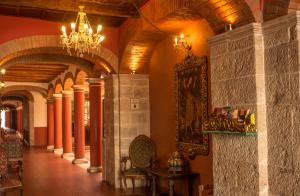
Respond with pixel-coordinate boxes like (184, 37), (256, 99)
(0, 35), (118, 74)
(1, 85), (46, 99)
(75, 70), (88, 85)
(263, 0), (290, 21)
(63, 72), (74, 91)
(55, 79), (63, 94)
(119, 0), (256, 73)
(48, 84), (54, 97)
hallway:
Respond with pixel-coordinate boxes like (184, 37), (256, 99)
(9, 147), (121, 196)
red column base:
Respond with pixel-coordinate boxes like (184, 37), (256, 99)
(87, 166), (102, 173)
(72, 158), (88, 165)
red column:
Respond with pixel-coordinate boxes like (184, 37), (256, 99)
(62, 91), (73, 158)
(16, 108), (20, 132)
(88, 78), (103, 173)
(20, 108), (23, 134)
(53, 94), (63, 154)
(47, 98), (55, 151)
(72, 85), (87, 164)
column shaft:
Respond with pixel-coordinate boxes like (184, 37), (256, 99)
(47, 98), (55, 151)
(72, 85), (87, 164)
(53, 94), (63, 154)
(62, 91), (73, 157)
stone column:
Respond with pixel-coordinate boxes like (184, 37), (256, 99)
(88, 78), (102, 173)
(208, 23), (268, 195)
(72, 85), (88, 164)
(53, 94), (63, 154)
(47, 98), (55, 151)
(62, 91), (74, 158)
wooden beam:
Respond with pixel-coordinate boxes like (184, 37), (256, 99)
(0, 0), (139, 18)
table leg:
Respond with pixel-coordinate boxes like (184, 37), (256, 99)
(152, 175), (157, 196)
(169, 179), (175, 196)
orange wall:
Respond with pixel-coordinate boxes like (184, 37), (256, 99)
(34, 127), (47, 146)
(0, 16), (119, 56)
(149, 20), (214, 194)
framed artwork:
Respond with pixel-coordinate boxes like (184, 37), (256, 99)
(175, 55), (209, 159)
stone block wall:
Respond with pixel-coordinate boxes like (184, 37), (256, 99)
(208, 23), (268, 195)
(263, 12), (300, 195)
(103, 74), (150, 188)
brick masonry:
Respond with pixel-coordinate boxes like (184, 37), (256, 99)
(103, 74), (150, 188)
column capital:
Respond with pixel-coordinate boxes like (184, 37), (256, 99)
(47, 97), (54, 103)
(62, 91), (73, 97)
(88, 78), (102, 85)
(73, 85), (85, 92)
(53, 94), (62, 99)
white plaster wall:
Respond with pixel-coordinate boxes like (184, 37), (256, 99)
(30, 91), (47, 127)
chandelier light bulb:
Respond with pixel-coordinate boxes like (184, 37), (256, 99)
(71, 23), (76, 30)
(61, 26), (66, 32)
(174, 37), (178, 45)
(84, 24), (88, 30)
(180, 33), (184, 39)
(97, 25), (102, 32)
(89, 28), (93, 34)
(100, 36), (105, 42)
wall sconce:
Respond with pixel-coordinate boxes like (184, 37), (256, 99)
(130, 64), (137, 75)
(0, 69), (6, 89)
(225, 24), (233, 31)
(174, 33), (192, 58)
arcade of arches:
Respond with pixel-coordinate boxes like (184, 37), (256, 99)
(1, 0), (300, 195)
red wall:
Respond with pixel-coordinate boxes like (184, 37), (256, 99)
(34, 127), (47, 146)
(0, 16), (119, 56)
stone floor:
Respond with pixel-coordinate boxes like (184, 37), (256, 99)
(7, 147), (122, 196)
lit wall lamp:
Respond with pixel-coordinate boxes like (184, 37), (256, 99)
(130, 64), (137, 75)
(225, 24), (233, 31)
(0, 69), (6, 89)
(174, 33), (192, 58)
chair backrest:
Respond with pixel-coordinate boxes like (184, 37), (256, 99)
(129, 135), (155, 169)
(0, 139), (23, 159)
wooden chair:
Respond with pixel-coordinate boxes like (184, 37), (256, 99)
(0, 139), (23, 170)
(120, 135), (156, 193)
(0, 149), (23, 196)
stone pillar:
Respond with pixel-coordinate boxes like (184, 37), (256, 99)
(104, 74), (150, 188)
(72, 85), (88, 164)
(62, 91), (74, 158)
(47, 98), (55, 151)
(88, 78), (102, 173)
(53, 94), (63, 154)
(208, 23), (268, 195)
(20, 107), (23, 134)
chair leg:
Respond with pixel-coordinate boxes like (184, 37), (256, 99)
(131, 178), (135, 193)
(123, 176), (127, 192)
(20, 188), (23, 196)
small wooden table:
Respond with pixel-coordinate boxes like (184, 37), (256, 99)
(146, 168), (199, 196)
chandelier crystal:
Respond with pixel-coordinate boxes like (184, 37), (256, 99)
(60, 6), (105, 57)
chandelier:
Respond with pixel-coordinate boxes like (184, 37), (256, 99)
(60, 6), (105, 57)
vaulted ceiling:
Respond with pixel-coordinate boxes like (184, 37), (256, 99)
(0, 0), (148, 27)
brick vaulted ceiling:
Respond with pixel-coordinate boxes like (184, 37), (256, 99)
(0, 0), (148, 27)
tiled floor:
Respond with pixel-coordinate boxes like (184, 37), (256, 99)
(8, 147), (122, 196)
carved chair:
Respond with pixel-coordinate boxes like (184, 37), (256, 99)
(120, 135), (156, 193)
(0, 149), (23, 196)
(0, 139), (23, 170)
